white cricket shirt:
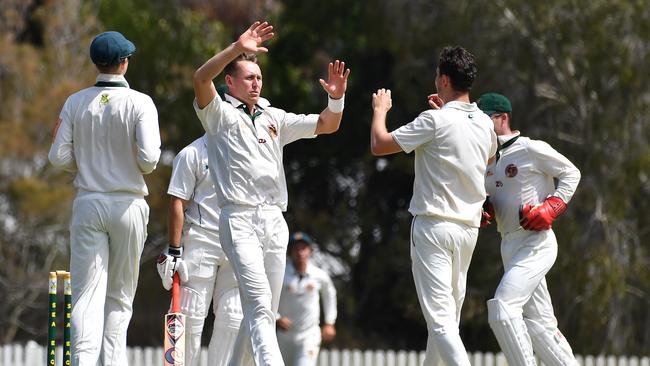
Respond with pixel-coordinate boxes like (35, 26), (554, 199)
(278, 261), (337, 333)
(391, 101), (498, 227)
(49, 74), (161, 196)
(167, 135), (220, 231)
(194, 93), (318, 211)
(485, 132), (581, 234)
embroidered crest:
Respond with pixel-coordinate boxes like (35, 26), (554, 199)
(100, 93), (109, 105)
(268, 124), (278, 138)
(486, 170), (494, 177)
(258, 138), (267, 144)
(496, 181), (503, 187)
(505, 164), (518, 178)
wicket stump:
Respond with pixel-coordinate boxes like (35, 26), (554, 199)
(48, 270), (71, 366)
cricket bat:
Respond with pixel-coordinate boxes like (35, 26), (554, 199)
(164, 273), (185, 366)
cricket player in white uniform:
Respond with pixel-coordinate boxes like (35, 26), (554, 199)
(276, 232), (337, 366)
(48, 31), (161, 366)
(478, 93), (580, 366)
(192, 21), (350, 366)
(370, 46), (497, 365)
(157, 131), (244, 366)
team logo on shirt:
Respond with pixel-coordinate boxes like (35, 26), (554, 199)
(258, 138), (267, 144)
(100, 93), (109, 105)
(505, 164), (518, 178)
(486, 169), (493, 177)
(496, 181), (503, 187)
(267, 123), (278, 138)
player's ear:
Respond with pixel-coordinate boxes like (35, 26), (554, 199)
(225, 74), (234, 88)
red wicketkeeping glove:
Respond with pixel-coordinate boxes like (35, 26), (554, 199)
(519, 196), (567, 231)
(480, 197), (495, 228)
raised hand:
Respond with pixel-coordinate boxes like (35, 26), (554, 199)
(319, 60), (350, 99)
(237, 21), (275, 54)
(372, 88), (392, 113)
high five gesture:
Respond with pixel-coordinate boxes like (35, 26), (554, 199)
(237, 21), (275, 54)
(319, 60), (350, 100)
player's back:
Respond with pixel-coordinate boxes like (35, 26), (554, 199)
(65, 85), (159, 196)
(407, 102), (497, 226)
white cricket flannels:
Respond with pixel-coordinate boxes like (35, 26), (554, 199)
(49, 73), (161, 197)
(194, 92), (318, 211)
(391, 101), (498, 227)
(167, 135), (221, 231)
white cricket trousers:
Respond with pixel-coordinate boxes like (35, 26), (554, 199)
(410, 215), (477, 366)
(179, 225), (242, 366)
(219, 204), (289, 366)
(69, 193), (149, 366)
(277, 326), (322, 366)
(489, 229), (578, 366)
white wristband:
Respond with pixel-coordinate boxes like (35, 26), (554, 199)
(327, 94), (345, 113)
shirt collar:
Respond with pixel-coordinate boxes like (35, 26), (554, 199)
(497, 130), (521, 145)
(443, 100), (479, 112)
(96, 74), (130, 88)
(224, 93), (271, 110)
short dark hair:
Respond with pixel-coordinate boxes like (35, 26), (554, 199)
(224, 53), (258, 76)
(438, 46), (477, 92)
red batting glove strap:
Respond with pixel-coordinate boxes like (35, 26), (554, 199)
(519, 196), (567, 231)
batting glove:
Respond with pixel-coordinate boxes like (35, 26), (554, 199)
(156, 246), (189, 290)
(480, 197), (495, 229)
(519, 196), (567, 231)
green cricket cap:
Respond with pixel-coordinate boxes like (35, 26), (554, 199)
(288, 231), (315, 248)
(90, 31), (136, 67)
(477, 93), (512, 115)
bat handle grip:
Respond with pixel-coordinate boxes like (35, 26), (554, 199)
(171, 273), (181, 313)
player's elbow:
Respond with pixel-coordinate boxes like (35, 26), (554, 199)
(137, 150), (161, 174)
(48, 150), (76, 172)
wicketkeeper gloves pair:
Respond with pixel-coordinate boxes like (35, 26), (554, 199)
(519, 196), (567, 231)
(156, 246), (189, 290)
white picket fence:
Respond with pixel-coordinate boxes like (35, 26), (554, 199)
(1, 341), (649, 366)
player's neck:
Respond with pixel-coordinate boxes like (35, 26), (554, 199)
(293, 261), (308, 274)
(441, 89), (469, 104)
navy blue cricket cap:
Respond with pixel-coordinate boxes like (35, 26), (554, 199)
(288, 231), (315, 248)
(90, 31), (136, 67)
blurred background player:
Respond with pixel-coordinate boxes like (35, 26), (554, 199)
(369, 46), (497, 365)
(157, 130), (243, 366)
(276, 232), (337, 366)
(48, 31), (161, 366)
(478, 92), (580, 366)
(192, 21), (350, 366)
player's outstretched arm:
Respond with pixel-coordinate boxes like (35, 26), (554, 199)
(315, 60), (351, 135)
(370, 88), (402, 156)
(193, 21), (274, 108)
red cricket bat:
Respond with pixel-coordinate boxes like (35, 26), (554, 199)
(164, 273), (185, 366)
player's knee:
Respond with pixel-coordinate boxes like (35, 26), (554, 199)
(487, 298), (521, 323)
(181, 286), (208, 318)
(214, 288), (243, 330)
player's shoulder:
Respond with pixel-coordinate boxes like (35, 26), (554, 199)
(175, 136), (206, 160)
(125, 88), (155, 104)
(308, 264), (331, 279)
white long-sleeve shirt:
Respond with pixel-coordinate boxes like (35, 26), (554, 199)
(167, 135), (220, 231)
(278, 261), (337, 333)
(485, 132), (581, 234)
(193, 93), (318, 211)
(391, 101), (498, 226)
(49, 74), (161, 196)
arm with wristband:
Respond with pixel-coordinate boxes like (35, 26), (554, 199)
(314, 60), (350, 135)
